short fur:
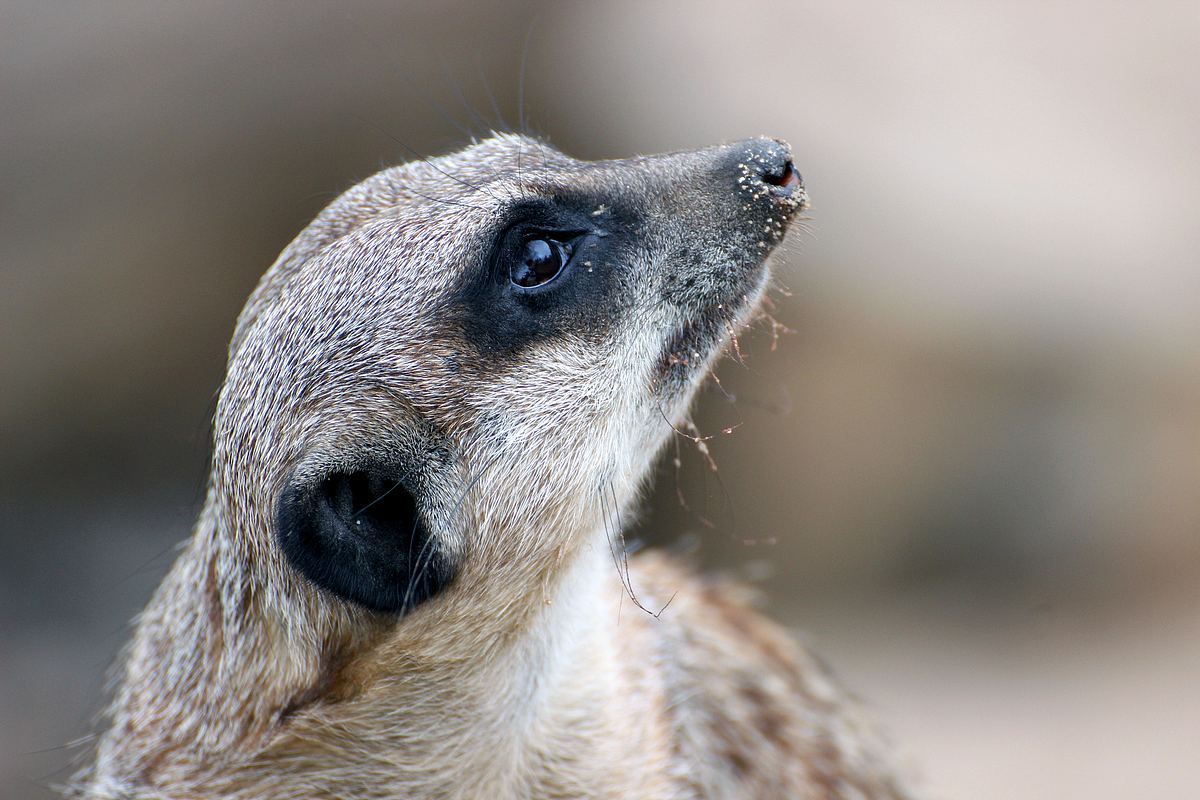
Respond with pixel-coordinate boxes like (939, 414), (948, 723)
(72, 135), (914, 799)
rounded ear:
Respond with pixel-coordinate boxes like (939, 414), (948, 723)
(275, 467), (454, 613)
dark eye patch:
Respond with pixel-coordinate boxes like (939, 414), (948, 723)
(451, 195), (639, 361)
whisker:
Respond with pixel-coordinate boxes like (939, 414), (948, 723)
(673, 435), (715, 529)
(436, 52), (494, 137)
(601, 480), (675, 618)
(402, 451), (503, 611)
(707, 369), (736, 402)
(351, 467), (418, 519)
(517, 16), (538, 136)
(402, 185), (491, 213)
(477, 55), (510, 133)
(354, 113), (503, 202)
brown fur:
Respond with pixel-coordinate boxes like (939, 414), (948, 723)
(72, 135), (915, 799)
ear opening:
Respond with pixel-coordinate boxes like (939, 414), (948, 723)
(276, 466), (454, 614)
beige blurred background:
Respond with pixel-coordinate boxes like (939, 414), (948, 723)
(2, 2), (1198, 797)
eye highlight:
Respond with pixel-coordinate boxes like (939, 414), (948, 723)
(510, 237), (572, 289)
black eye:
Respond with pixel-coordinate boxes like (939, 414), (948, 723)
(510, 237), (570, 288)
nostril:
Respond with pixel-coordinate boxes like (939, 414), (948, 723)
(762, 160), (802, 193)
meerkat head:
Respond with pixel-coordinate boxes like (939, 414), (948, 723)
(217, 134), (805, 627)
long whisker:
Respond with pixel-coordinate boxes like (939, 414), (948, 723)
(673, 434), (714, 529)
(354, 114), (503, 202)
(436, 52), (494, 138)
(394, 182), (491, 213)
(517, 16), (537, 136)
(352, 466), (418, 519)
(402, 451), (504, 611)
(598, 485), (632, 617)
(682, 418), (740, 543)
(600, 480), (676, 619)
(477, 55), (510, 133)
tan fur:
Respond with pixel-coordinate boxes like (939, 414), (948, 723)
(73, 135), (915, 799)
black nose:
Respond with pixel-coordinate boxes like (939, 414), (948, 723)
(733, 137), (804, 199)
(762, 158), (802, 193)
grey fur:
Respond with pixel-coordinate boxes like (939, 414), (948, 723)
(72, 135), (914, 799)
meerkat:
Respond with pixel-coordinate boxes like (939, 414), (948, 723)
(72, 135), (914, 799)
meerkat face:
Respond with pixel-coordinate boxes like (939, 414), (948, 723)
(219, 134), (805, 618)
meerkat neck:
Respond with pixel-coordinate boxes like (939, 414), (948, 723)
(92, 515), (666, 797)
(304, 534), (670, 796)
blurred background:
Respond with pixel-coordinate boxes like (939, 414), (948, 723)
(2, 2), (1197, 797)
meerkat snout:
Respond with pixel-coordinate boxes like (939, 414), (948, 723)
(733, 137), (805, 198)
(77, 134), (915, 800)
